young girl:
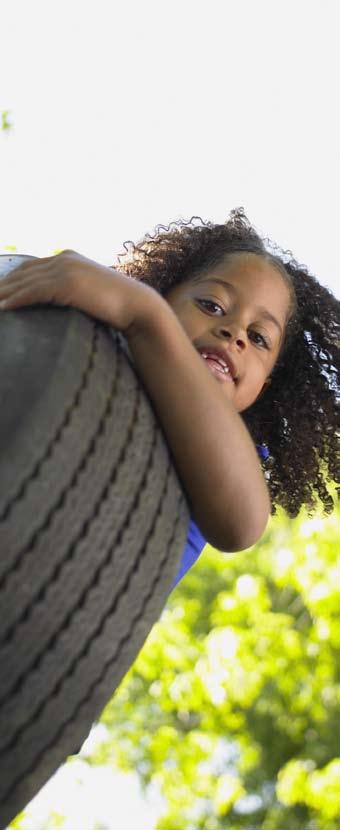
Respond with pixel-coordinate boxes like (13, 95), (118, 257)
(0, 209), (338, 593)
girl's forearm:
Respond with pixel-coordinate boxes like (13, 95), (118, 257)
(126, 299), (271, 552)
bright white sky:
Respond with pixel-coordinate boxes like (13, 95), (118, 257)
(1, 0), (339, 299)
(1, 0), (339, 826)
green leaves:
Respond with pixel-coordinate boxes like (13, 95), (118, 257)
(277, 759), (340, 821)
(86, 495), (339, 829)
(11, 493), (338, 827)
(1, 110), (12, 131)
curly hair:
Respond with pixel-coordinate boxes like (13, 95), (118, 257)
(114, 209), (339, 518)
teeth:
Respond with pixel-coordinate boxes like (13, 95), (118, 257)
(201, 352), (230, 374)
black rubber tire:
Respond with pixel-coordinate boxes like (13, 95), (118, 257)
(0, 256), (190, 828)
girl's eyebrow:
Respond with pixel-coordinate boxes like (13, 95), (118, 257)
(198, 278), (283, 338)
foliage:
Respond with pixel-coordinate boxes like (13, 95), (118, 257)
(1, 110), (12, 131)
(8, 808), (67, 830)
(84, 494), (340, 830)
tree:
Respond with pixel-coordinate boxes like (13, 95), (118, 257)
(1, 110), (12, 131)
(85, 494), (340, 830)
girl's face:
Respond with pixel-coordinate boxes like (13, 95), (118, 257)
(165, 252), (292, 413)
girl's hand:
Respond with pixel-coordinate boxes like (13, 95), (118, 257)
(0, 249), (162, 333)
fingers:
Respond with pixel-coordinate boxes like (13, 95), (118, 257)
(0, 281), (53, 309)
(0, 257), (57, 306)
(0, 257), (49, 284)
(0, 251), (78, 311)
(0, 274), (38, 295)
(0, 251), (74, 281)
(0, 269), (46, 298)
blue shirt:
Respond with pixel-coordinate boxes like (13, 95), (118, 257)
(171, 518), (207, 590)
(171, 443), (270, 591)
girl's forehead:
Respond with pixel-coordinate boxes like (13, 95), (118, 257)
(195, 253), (291, 303)
(204, 251), (283, 281)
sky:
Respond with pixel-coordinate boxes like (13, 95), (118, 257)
(1, 1), (339, 827)
(1, 0), (339, 299)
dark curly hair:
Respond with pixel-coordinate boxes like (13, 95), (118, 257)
(114, 209), (339, 519)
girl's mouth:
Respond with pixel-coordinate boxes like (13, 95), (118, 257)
(200, 354), (234, 383)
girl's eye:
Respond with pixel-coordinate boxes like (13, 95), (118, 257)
(197, 299), (224, 315)
(250, 331), (269, 349)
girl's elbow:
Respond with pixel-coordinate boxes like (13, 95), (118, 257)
(212, 506), (270, 553)
(227, 520), (268, 553)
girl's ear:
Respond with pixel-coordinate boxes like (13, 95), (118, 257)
(256, 377), (271, 402)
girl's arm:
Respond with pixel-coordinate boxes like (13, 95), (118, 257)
(127, 301), (271, 552)
(0, 250), (270, 552)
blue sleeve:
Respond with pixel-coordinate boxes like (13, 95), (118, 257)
(170, 519), (207, 591)
(169, 444), (268, 593)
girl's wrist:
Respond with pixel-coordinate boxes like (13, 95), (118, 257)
(124, 280), (173, 338)
(68, 259), (166, 333)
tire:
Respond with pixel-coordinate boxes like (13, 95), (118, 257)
(0, 255), (190, 828)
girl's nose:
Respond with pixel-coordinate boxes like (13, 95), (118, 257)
(217, 322), (247, 350)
